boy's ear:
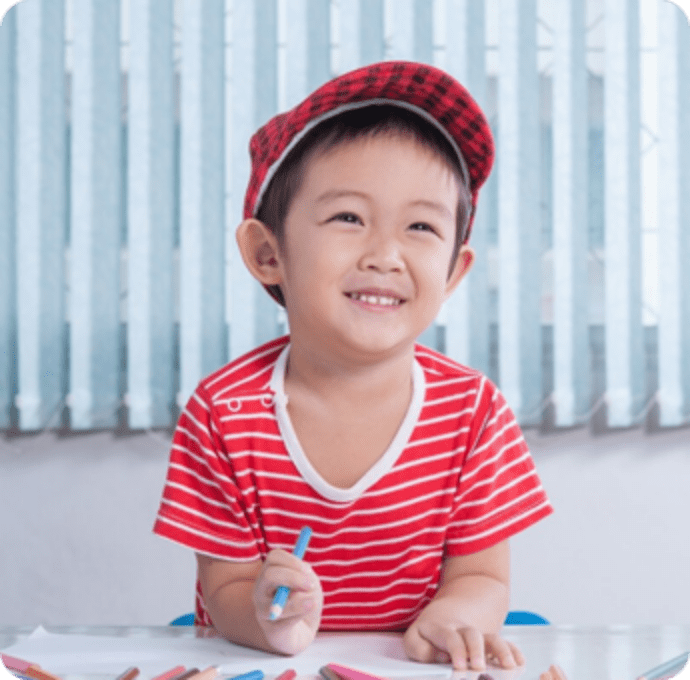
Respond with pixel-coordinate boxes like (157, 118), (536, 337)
(444, 245), (475, 299)
(235, 218), (283, 286)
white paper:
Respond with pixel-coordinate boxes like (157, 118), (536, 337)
(0, 627), (521, 680)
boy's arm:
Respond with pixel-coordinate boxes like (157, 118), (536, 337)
(434, 539), (511, 631)
(196, 551), (323, 656)
(404, 540), (523, 670)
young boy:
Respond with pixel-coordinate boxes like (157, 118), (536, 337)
(154, 61), (554, 672)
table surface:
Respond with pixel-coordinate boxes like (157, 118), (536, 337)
(1, 625), (689, 680)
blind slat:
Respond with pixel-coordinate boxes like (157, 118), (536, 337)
(604, 0), (644, 427)
(497, 0), (542, 425)
(387, 0), (413, 61)
(16, 0), (66, 431)
(338, 0), (384, 73)
(657, 0), (690, 427)
(385, 0), (433, 64)
(284, 0), (331, 110)
(250, 0), (282, 350)
(0, 7), (16, 428)
(179, 0), (226, 404)
(444, 0), (490, 376)
(229, 0), (280, 362)
(126, 0), (175, 428)
(552, 0), (589, 426)
(69, 0), (121, 429)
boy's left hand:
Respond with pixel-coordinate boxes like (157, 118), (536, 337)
(403, 596), (524, 670)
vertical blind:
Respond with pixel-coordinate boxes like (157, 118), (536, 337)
(0, 0), (688, 433)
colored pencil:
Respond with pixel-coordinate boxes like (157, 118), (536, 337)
(228, 671), (264, 680)
(275, 670), (296, 680)
(152, 666), (187, 680)
(326, 663), (390, 680)
(115, 667), (140, 680)
(1, 655), (34, 672)
(319, 667), (343, 680)
(185, 666), (219, 680)
(22, 667), (62, 680)
(637, 651), (689, 680)
(269, 526), (313, 620)
(170, 669), (200, 680)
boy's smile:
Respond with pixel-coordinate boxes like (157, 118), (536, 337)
(274, 132), (474, 364)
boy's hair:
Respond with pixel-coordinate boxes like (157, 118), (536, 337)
(256, 105), (473, 308)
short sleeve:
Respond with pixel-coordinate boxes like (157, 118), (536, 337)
(445, 377), (553, 555)
(152, 385), (262, 562)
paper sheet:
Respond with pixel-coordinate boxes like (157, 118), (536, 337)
(1, 627), (524, 680)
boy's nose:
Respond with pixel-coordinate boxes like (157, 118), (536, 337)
(359, 234), (405, 272)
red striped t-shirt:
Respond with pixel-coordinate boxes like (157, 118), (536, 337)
(153, 335), (553, 630)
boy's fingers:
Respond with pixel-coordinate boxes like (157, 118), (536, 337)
(508, 641), (526, 666)
(257, 565), (311, 596)
(403, 625), (435, 663)
(264, 548), (311, 572)
(432, 629), (468, 668)
(254, 558), (318, 617)
(484, 634), (519, 669)
(404, 625), (454, 665)
(408, 625), (483, 670)
(264, 590), (317, 621)
(456, 627), (485, 670)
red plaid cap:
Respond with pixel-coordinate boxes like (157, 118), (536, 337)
(245, 61), (494, 243)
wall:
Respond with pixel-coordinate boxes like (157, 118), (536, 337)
(1, 427), (688, 627)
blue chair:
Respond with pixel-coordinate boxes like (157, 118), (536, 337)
(169, 612), (195, 626)
(170, 610), (549, 626)
(504, 610), (549, 625)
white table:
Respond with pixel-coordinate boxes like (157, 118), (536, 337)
(1, 625), (689, 680)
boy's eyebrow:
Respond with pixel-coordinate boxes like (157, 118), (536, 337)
(316, 190), (454, 219)
(408, 199), (454, 219)
(314, 189), (370, 204)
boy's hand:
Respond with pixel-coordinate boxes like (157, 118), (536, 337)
(403, 596), (524, 670)
(252, 548), (323, 655)
(539, 665), (568, 680)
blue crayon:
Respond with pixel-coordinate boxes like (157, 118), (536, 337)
(269, 526), (313, 620)
(229, 672), (264, 680)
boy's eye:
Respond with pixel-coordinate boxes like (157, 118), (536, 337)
(329, 212), (362, 225)
(409, 222), (437, 234)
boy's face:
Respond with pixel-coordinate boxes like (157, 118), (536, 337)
(260, 133), (473, 360)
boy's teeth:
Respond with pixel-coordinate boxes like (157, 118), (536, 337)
(349, 292), (402, 306)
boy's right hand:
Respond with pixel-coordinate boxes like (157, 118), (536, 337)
(253, 548), (323, 655)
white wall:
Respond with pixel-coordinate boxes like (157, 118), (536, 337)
(1, 426), (688, 627)
(0, 431), (196, 626)
(511, 427), (690, 625)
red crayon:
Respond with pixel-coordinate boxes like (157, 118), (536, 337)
(326, 664), (390, 680)
(276, 671), (297, 680)
(116, 667), (140, 680)
(2, 655), (34, 672)
(23, 667), (62, 680)
(152, 666), (187, 680)
(170, 669), (200, 680)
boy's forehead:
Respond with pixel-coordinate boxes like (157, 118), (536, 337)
(288, 134), (463, 228)
(303, 131), (465, 197)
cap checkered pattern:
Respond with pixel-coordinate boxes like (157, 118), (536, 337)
(244, 60), (494, 245)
